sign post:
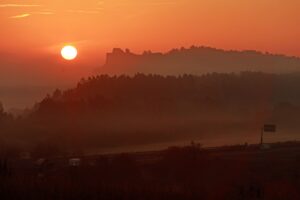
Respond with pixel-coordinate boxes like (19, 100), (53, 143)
(261, 124), (276, 145)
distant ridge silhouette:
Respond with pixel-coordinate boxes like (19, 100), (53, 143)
(99, 46), (300, 75)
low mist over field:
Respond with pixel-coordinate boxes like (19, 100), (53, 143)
(1, 0), (300, 199)
(1, 72), (300, 155)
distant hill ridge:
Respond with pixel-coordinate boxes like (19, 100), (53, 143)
(99, 46), (300, 75)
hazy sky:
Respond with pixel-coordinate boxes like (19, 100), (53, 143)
(1, 0), (300, 54)
(1, 0), (300, 108)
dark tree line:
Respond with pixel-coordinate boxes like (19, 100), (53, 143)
(1, 72), (300, 155)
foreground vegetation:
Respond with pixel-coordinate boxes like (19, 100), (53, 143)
(0, 142), (300, 199)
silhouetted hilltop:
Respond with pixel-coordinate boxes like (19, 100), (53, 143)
(2, 72), (300, 155)
(99, 46), (300, 75)
(6, 72), (297, 150)
(34, 72), (300, 119)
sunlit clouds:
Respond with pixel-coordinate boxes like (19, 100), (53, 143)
(66, 10), (101, 14)
(0, 4), (41, 8)
(9, 13), (30, 19)
(1, 0), (180, 20)
(1, 1), (103, 19)
(9, 11), (54, 19)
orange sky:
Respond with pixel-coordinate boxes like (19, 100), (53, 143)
(1, 0), (300, 56)
(0, 0), (300, 108)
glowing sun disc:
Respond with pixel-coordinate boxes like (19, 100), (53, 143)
(61, 45), (77, 60)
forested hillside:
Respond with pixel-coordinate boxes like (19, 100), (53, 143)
(1, 72), (300, 155)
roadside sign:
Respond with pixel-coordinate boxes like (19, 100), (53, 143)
(260, 124), (276, 146)
(263, 124), (276, 132)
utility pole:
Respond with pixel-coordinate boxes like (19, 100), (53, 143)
(260, 127), (264, 145)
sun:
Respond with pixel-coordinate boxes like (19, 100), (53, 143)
(61, 45), (78, 60)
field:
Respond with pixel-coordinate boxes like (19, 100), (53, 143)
(0, 142), (300, 200)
